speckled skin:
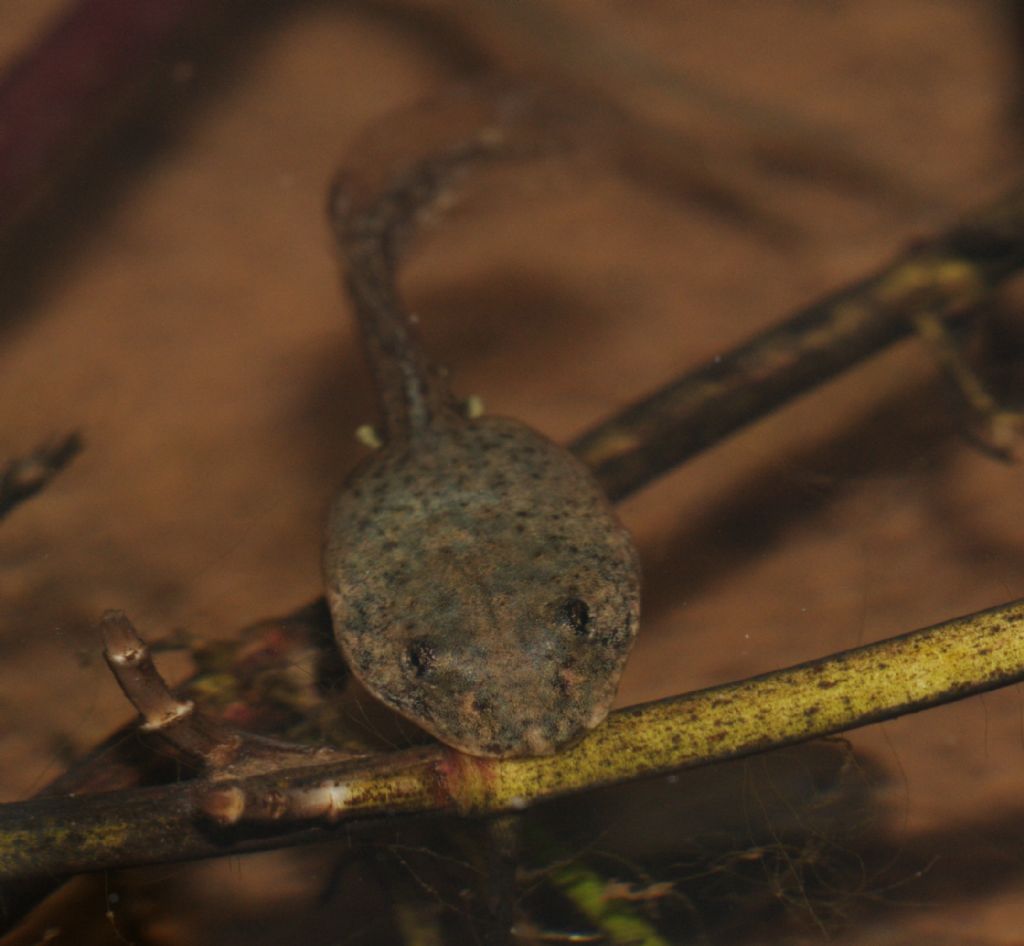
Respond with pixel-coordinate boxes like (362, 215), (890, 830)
(325, 415), (640, 757)
(324, 101), (641, 757)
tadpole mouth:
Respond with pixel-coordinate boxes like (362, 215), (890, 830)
(420, 694), (595, 758)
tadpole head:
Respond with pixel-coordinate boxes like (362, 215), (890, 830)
(329, 532), (640, 757)
(323, 415), (642, 757)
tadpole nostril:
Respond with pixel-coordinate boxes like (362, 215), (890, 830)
(560, 597), (590, 636)
(406, 638), (437, 677)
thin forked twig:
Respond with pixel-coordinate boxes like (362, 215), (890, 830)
(101, 610), (354, 775)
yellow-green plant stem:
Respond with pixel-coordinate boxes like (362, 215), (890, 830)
(2, 597), (1023, 878)
(473, 596), (1024, 810)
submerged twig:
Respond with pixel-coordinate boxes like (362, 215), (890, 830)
(3, 596), (1023, 878)
(0, 601), (335, 932)
(572, 185), (1024, 499)
(0, 433), (81, 521)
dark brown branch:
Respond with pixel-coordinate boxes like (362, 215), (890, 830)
(571, 186), (1024, 499)
(0, 433), (81, 521)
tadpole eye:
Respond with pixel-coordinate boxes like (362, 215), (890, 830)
(406, 638), (437, 677)
(561, 597), (591, 636)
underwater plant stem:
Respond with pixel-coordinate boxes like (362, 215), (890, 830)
(3, 595), (1023, 878)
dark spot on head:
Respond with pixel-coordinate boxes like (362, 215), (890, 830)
(406, 638), (437, 677)
(560, 598), (590, 636)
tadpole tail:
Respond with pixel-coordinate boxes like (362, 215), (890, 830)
(327, 83), (582, 442)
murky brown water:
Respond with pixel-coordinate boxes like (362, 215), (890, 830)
(3, 1), (1024, 943)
